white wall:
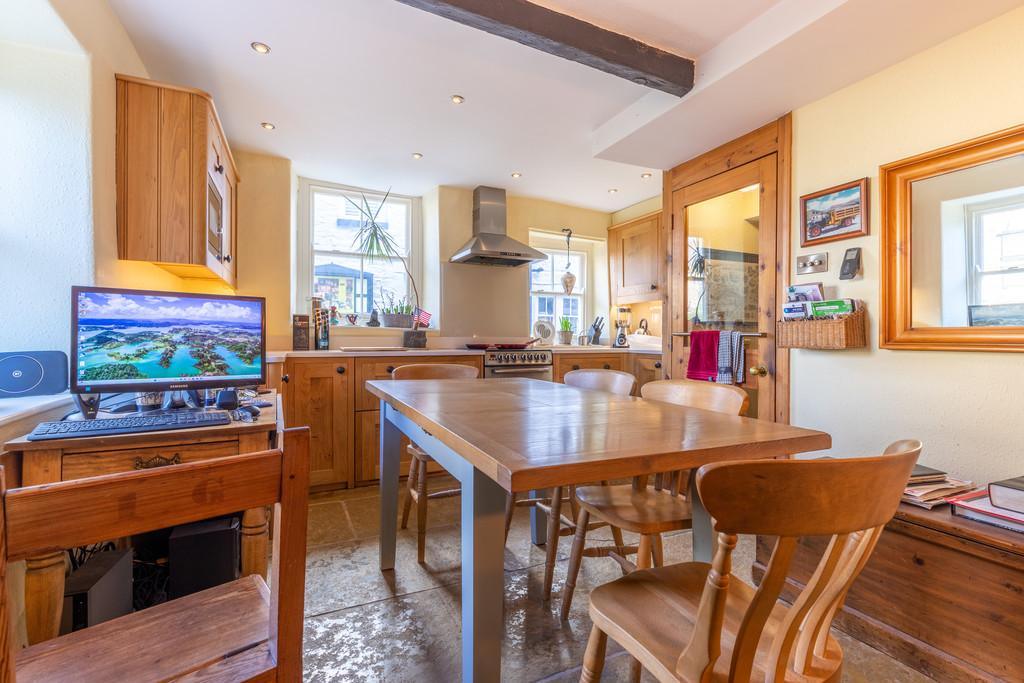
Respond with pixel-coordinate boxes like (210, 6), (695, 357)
(790, 6), (1024, 485)
(0, 37), (92, 352)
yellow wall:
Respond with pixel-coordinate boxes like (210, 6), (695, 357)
(687, 189), (760, 254)
(611, 195), (661, 224)
(789, 6), (1024, 485)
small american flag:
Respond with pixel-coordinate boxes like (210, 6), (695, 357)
(413, 307), (432, 328)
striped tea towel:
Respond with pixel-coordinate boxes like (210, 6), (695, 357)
(716, 331), (745, 385)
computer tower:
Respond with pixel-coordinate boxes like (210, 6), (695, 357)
(60, 549), (133, 634)
(168, 516), (240, 599)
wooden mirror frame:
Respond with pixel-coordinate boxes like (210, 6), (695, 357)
(880, 122), (1024, 352)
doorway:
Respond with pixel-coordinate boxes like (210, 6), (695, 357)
(663, 117), (791, 422)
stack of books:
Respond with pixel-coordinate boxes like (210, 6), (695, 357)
(949, 475), (1024, 533)
(901, 464), (974, 509)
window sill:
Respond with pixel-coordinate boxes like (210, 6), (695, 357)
(328, 325), (439, 335)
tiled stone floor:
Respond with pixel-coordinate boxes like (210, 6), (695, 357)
(302, 477), (933, 682)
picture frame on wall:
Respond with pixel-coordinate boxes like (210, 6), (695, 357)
(800, 177), (869, 247)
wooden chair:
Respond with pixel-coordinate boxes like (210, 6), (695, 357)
(505, 369), (636, 601)
(0, 427), (310, 682)
(579, 440), (921, 683)
(561, 380), (748, 621)
(395, 363), (480, 563)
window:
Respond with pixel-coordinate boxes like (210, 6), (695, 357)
(967, 197), (1024, 309)
(530, 249), (586, 333)
(298, 179), (421, 323)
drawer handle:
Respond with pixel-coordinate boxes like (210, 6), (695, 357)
(134, 453), (182, 470)
(572, 364), (580, 371)
(386, 366), (396, 374)
(654, 361), (662, 369)
(281, 374), (290, 383)
(336, 366), (346, 375)
(650, 283), (657, 290)
(603, 363), (611, 370)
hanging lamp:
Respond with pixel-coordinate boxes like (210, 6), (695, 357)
(560, 228), (576, 295)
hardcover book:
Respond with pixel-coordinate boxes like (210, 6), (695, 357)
(989, 475), (1024, 514)
(949, 491), (1024, 534)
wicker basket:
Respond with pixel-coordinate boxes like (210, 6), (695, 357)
(777, 307), (867, 350)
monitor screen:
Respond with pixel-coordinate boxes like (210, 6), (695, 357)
(72, 286), (266, 393)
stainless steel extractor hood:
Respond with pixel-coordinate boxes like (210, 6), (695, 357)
(449, 186), (546, 267)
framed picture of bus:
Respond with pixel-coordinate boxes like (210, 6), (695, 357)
(800, 177), (869, 247)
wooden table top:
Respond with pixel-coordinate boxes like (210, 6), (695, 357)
(366, 378), (831, 491)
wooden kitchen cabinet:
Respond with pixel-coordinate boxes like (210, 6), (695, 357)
(629, 353), (663, 395)
(553, 353), (624, 383)
(608, 211), (662, 303)
(116, 74), (239, 286)
(283, 358), (353, 489)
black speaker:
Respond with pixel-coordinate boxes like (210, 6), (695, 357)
(0, 351), (68, 398)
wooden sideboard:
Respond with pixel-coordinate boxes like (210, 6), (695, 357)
(2, 394), (280, 646)
(753, 504), (1024, 682)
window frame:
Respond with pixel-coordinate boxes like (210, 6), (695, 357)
(965, 194), (1024, 307)
(296, 177), (423, 325)
(529, 247), (587, 333)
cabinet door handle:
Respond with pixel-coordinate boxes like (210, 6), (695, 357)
(603, 363), (611, 369)
(336, 366), (346, 375)
(650, 283), (657, 290)
(215, 163), (224, 174)
(281, 374), (290, 383)
(223, 254), (232, 263)
(386, 366), (396, 374)
(654, 361), (662, 369)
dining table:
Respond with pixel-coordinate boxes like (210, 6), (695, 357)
(366, 377), (831, 682)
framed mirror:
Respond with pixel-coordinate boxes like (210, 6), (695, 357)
(881, 123), (1024, 351)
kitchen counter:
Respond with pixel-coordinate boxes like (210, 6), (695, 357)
(547, 345), (661, 355)
(266, 345), (662, 363)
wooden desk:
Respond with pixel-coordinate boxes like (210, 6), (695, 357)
(366, 378), (830, 682)
(2, 394), (280, 645)
(753, 503), (1024, 682)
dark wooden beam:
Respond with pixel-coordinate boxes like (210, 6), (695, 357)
(394, 0), (694, 97)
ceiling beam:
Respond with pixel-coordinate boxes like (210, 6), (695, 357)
(393, 0), (695, 97)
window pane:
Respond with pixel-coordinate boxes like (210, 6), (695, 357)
(531, 249), (586, 292)
(976, 271), (1024, 306)
(561, 296), (581, 332)
(530, 254), (554, 290)
(978, 205), (1024, 271)
(314, 253), (410, 314)
(312, 189), (410, 257)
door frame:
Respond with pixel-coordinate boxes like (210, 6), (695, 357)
(660, 114), (793, 423)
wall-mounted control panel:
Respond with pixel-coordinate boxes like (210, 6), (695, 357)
(839, 247), (862, 280)
(796, 252), (828, 275)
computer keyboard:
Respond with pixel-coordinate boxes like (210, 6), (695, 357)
(28, 410), (232, 441)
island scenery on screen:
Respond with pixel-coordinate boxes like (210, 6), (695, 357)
(76, 291), (262, 383)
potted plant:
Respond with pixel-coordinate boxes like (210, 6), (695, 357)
(557, 316), (574, 345)
(348, 190), (426, 345)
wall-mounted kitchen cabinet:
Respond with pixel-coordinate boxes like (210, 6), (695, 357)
(115, 74), (239, 286)
(608, 211), (662, 304)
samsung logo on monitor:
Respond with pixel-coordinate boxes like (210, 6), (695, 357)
(168, 383), (189, 390)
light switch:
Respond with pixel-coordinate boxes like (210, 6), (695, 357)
(796, 252), (828, 275)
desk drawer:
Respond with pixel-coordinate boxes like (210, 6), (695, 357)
(62, 440), (239, 480)
(354, 356), (482, 411)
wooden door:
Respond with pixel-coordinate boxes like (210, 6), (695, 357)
(284, 359), (351, 488)
(669, 155), (778, 419)
(609, 213), (661, 302)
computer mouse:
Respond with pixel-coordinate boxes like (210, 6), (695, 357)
(239, 404), (261, 417)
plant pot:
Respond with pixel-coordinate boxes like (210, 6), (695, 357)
(403, 330), (427, 348)
(557, 330), (574, 345)
(381, 313), (413, 328)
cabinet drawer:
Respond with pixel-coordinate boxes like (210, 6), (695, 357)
(354, 356), (482, 411)
(62, 440), (239, 480)
(554, 354), (624, 383)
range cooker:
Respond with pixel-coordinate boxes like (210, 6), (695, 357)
(482, 348), (553, 381)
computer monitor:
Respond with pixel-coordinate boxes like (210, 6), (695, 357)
(71, 286), (266, 394)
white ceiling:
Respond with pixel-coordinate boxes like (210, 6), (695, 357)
(108, 0), (666, 211)
(108, 0), (1024, 212)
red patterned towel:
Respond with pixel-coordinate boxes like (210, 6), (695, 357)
(686, 330), (720, 382)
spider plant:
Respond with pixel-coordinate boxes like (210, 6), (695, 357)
(346, 190), (421, 320)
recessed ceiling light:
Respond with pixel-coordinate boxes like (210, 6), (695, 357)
(511, 172), (522, 178)
(608, 188), (619, 194)
(260, 121), (276, 130)
(412, 152), (423, 160)
(250, 41), (271, 54)
(640, 172), (653, 179)
(451, 94), (465, 104)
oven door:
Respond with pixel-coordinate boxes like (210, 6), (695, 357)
(484, 365), (553, 381)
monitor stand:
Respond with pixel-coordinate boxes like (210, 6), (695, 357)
(162, 389), (203, 411)
(73, 393), (103, 420)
